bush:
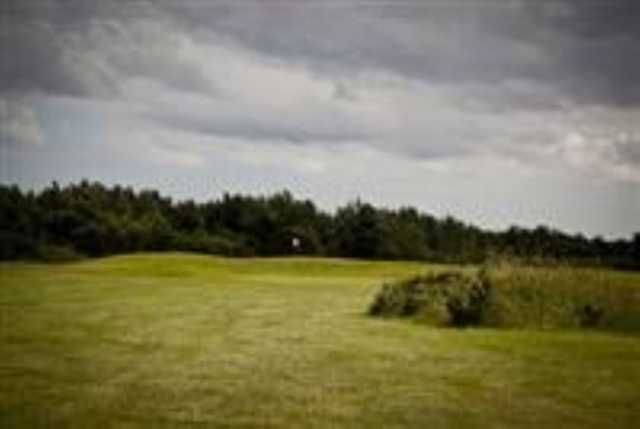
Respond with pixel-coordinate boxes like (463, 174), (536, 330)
(35, 244), (85, 263)
(368, 271), (491, 327)
(0, 230), (38, 260)
(171, 232), (240, 256)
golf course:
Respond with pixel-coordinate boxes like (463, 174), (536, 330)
(1, 253), (639, 428)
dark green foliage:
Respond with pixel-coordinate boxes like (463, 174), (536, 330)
(0, 181), (638, 268)
(0, 230), (38, 260)
(578, 304), (604, 328)
(446, 272), (491, 326)
(35, 244), (84, 262)
(368, 271), (491, 327)
(333, 201), (385, 259)
(171, 231), (241, 255)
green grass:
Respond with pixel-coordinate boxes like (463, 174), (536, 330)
(1, 253), (639, 428)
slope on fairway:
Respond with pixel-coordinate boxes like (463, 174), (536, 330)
(1, 253), (639, 428)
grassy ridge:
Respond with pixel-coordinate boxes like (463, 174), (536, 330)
(485, 263), (640, 331)
(369, 262), (640, 332)
(1, 253), (640, 428)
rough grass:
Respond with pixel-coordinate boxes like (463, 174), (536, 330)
(483, 263), (640, 331)
(1, 253), (639, 428)
(369, 263), (640, 332)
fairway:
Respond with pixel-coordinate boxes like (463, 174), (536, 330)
(1, 254), (639, 428)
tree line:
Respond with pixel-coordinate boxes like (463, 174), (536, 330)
(1, 181), (638, 268)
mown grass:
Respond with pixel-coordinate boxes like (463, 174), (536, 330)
(1, 253), (639, 428)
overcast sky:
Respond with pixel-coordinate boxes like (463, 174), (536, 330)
(1, 0), (639, 238)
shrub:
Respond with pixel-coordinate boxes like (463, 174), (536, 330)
(578, 304), (604, 327)
(368, 270), (491, 327)
(171, 232), (241, 256)
(35, 244), (85, 263)
(0, 230), (38, 260)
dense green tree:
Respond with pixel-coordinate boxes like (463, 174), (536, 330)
(333, 202), (386, 259)
(0, 181), (637, 269)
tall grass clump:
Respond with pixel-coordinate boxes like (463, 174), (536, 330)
(369, 260), (640, 332)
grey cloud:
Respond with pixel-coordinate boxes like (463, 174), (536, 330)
(147, 106), (365, 145)
(332, 81), (358, 102)
(0, 22), (88, 97)
(1, 1), (136, 96)
(533, 0), (640, 40)
(162, 0), (640, 108)
(615, 139), (640, 165)
(523, 0), (640, 106)
(3, 0), (640, 178)
(79, 19), (222, 97)
(141, 91), (368, 145)
(5, 0), (640, 108)
(1, 1), (218, 98)
(0, 96), (42, 147)
(167, 2), (536, 83)
(604, 133), (640, 171)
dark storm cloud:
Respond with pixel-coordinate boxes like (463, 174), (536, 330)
(4, 0), (640, 107)
(1, 1), (179, 97)
(160, 0), (640, 108)
(2, 1), (123, 97)
(536, 0), (640, 39)
(163, 1), (546, 84)
(527, 0), (640, 107)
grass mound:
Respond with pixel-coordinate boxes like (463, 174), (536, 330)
(369, 263), (640, 332)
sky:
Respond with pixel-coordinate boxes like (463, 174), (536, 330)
(1, 0), (639, 238)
